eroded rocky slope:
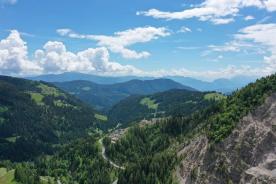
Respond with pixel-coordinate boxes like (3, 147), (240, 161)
(177, 93), (276, 184)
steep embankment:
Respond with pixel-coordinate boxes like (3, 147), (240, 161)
(176, 93), (276, 184)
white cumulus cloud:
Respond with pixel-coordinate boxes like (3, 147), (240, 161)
(235, 23), (276, 74)
(0, 30), (42, 75)
(35, 41), (140, 75)
(56, 26), (170, 59)
(0, 30), (141, 76)
(264, 0), (276, 11)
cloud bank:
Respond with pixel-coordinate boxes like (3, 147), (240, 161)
(137, 0), (276, 24)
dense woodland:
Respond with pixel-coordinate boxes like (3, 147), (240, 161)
(1, 136), (116, 184)
(0, 76), (99, 161)
(108, 89), (219, 127)
(0, 73), (275, 184)
(33, 135), (116, 184)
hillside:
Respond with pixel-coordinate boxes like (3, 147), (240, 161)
(0, 76), (99, 161)
(176, 93), (276, 183)
(108, 89), (223, 127)
(103, 74), (276, 184)
(53, 79), (195, 111)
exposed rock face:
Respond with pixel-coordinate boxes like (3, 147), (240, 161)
(177, 93), (276, 184)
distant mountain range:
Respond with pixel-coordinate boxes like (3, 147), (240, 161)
(54, 79), (194, 111)
(28, 72), (155, 84)
(169, 76), (258, 93)
(28, 72), (258, 93)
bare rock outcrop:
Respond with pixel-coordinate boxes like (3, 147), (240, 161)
(176, 93), (276, 184)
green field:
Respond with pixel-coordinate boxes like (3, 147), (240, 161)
(38, 83), (63, 97)
(0, 168), (17, 184)
(140, 97), (158, 110)
(204, 93), (226, 101)
(95, 113), (108, 121)
(29, 92), (44, 105)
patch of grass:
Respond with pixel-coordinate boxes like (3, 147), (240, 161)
(38, 83), (64, 97)
(0, 168), (7, 177)
(95, 113), (108, 121)
(29, 92), (44, 105)
(40, 176), (55, 184)
(81, 86), (91, 91)
(5, 136), (20, 143)
(204, 93), (226, 101)
(140, 97), (158, 110)
(0, 168), (17, 184)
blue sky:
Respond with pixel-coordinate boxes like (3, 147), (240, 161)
(0, 0), (276, 80)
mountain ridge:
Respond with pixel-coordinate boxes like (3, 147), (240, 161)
(107, 89), (221, 127)
(53, 78), (194, 111)
(28, 72), (257, 93)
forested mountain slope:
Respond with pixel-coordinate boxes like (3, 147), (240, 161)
(104, 74), (276, 184)
(0, 76), (98, 161)
(0, 73), (275, 184)
(108, 89), (224, 127)
(54, 79), (195, 111)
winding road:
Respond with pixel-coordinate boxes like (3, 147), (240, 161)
(99, 138), (125, 170)
(99, 138), (125, 184)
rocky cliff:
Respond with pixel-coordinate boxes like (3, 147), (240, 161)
(177, 93), (276, 184)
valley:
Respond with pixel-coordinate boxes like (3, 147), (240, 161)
(1, 1), (276, 183)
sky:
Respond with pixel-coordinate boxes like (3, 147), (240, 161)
(0, 0), (276, 80)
